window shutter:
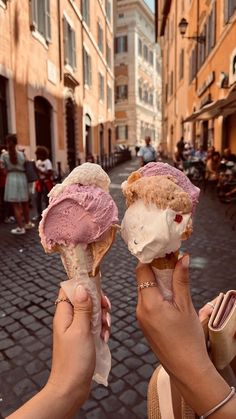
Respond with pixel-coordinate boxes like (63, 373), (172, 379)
(45, 0), (51, 41)
(115, 37), (118, 53)
(31, 0), (38, 29)
(125, 85), (128, 98)
(72, 29), (76, 69)
(63, 18), (69, 65)
(83, 48), (87, 84)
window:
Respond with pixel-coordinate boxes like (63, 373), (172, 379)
(116, 85), (128, 101)
(98, 22), (104, 53)
(64, 19), (76, 69)
(143, 45), (148, 61)
(83, 48), (92, 86)
(179, 49), (184, 80)
(116, 125), (128, 140)
(31, 0), (51, 41)
(149, 51), (154, 66)
(99, 73), (104, 100)
(106, 43), (111, 68)
(107, 85), (112, 109)
(224, 0), (236, 23)
(189, 45), (197, 83)
(118, 13), (124, 18)
(115, 36), (128, 53)
(106, 0), (112, 23)
(82, 0), (90, 27)
(138, 38), (142, 56)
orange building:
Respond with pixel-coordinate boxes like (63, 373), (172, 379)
(0, 0), (114, 173)
(156, 0), (236, 155)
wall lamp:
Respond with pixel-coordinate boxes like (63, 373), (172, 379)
(178, 18), (206, 43)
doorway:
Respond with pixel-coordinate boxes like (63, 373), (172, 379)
(66, 99), (76, 171)
(0, 76), (8, 144)
(34, 96), (52, 157)
(85, 114), (92, 159)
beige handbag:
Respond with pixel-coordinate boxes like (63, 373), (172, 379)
(147, 290), (236, 419)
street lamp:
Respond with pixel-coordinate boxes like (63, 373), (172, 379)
(178, 18), (206, 43)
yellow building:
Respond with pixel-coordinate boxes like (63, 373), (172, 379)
(0, 0), (115, 172)
(156, 0), (236, 155)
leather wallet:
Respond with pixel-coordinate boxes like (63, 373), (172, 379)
(208, 290), (236, 370)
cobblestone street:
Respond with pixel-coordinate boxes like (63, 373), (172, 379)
(0, 158), (236, 418)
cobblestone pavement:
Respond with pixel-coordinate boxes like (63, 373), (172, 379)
(0, 158), (236, 418)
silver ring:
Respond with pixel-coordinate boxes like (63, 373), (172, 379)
(55, 297), (72, 306)
(207, 302), (215, 309)
(138, 281), (157, 291)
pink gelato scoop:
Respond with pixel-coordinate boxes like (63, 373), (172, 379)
(39, 184), (118, 251)
(139, 162), (200, 212)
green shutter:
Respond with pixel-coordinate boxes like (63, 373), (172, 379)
(31, 0), (38, 29)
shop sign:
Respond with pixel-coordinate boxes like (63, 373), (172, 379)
(229, 48), (236, 85)
(197, 72), (215, 97)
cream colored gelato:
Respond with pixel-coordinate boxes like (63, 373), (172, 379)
(121, 200), (191, 264)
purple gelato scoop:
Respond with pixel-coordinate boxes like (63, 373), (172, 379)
(139, 162), (200, 212)
(39, 184), (118, 251)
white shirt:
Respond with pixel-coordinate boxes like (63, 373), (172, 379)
(36, 159), (52, 179)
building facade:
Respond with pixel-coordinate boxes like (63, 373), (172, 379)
(0, 0), (115, 173)
(156, 0), (236, 156)
(114, 0), (162, 151)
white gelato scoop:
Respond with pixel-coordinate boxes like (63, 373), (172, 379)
(121, 200), (191, 264)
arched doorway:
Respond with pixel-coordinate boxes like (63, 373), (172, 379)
(0, 75), (8, 144)
(66, 98), (76, 171)
(99, 124), (104, 162)
(34, 96), (52, 157)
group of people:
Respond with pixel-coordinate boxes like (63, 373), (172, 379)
(0, 134), (53, 234)
(173, 137), (236, 201)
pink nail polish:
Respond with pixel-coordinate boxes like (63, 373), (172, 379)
(182, 255), (190, 268)
(106, 312), (111, 328)
(104, 296), (111, 310)
(104, 330), (110, 343)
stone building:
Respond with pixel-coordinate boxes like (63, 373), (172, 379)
(156, 0), (236, 155)
(0, 0), (114, 173)
(114, 0), (162, 152)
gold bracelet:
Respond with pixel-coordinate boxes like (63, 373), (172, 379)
(200, 387), (235, 419)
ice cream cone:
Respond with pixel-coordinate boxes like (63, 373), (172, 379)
(150, 251), (179, 300)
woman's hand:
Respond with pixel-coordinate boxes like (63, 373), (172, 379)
(136, 255), (210, 381)
(46, 285), (96, 408)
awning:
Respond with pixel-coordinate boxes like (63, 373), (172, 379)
(184, 83), (236, 123)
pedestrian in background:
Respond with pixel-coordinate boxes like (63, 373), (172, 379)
(138, 136), (156, 166)
(34, 146), (53, 220)
(0, 134), (34, 234)
(176, 136), (185, 160)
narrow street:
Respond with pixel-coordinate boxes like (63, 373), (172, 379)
(0, 158), (236, 418)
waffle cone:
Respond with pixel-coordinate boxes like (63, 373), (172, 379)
(150, 251), (179, 270)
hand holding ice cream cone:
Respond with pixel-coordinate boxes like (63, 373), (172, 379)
(39, 163), (118, 386)
(121, 162), (200, 299)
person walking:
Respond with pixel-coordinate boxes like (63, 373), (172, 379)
(138, 136), (157, 166)
(0, 134), (34, 234)
(34, 146), (53, 220)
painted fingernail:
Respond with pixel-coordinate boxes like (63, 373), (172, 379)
(182, 255), (190, 268)
(106, 312), (111, 328)
(104, 330), (110, 343)
(104, 296), (111, 310)
(76, 285), (89, 302)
